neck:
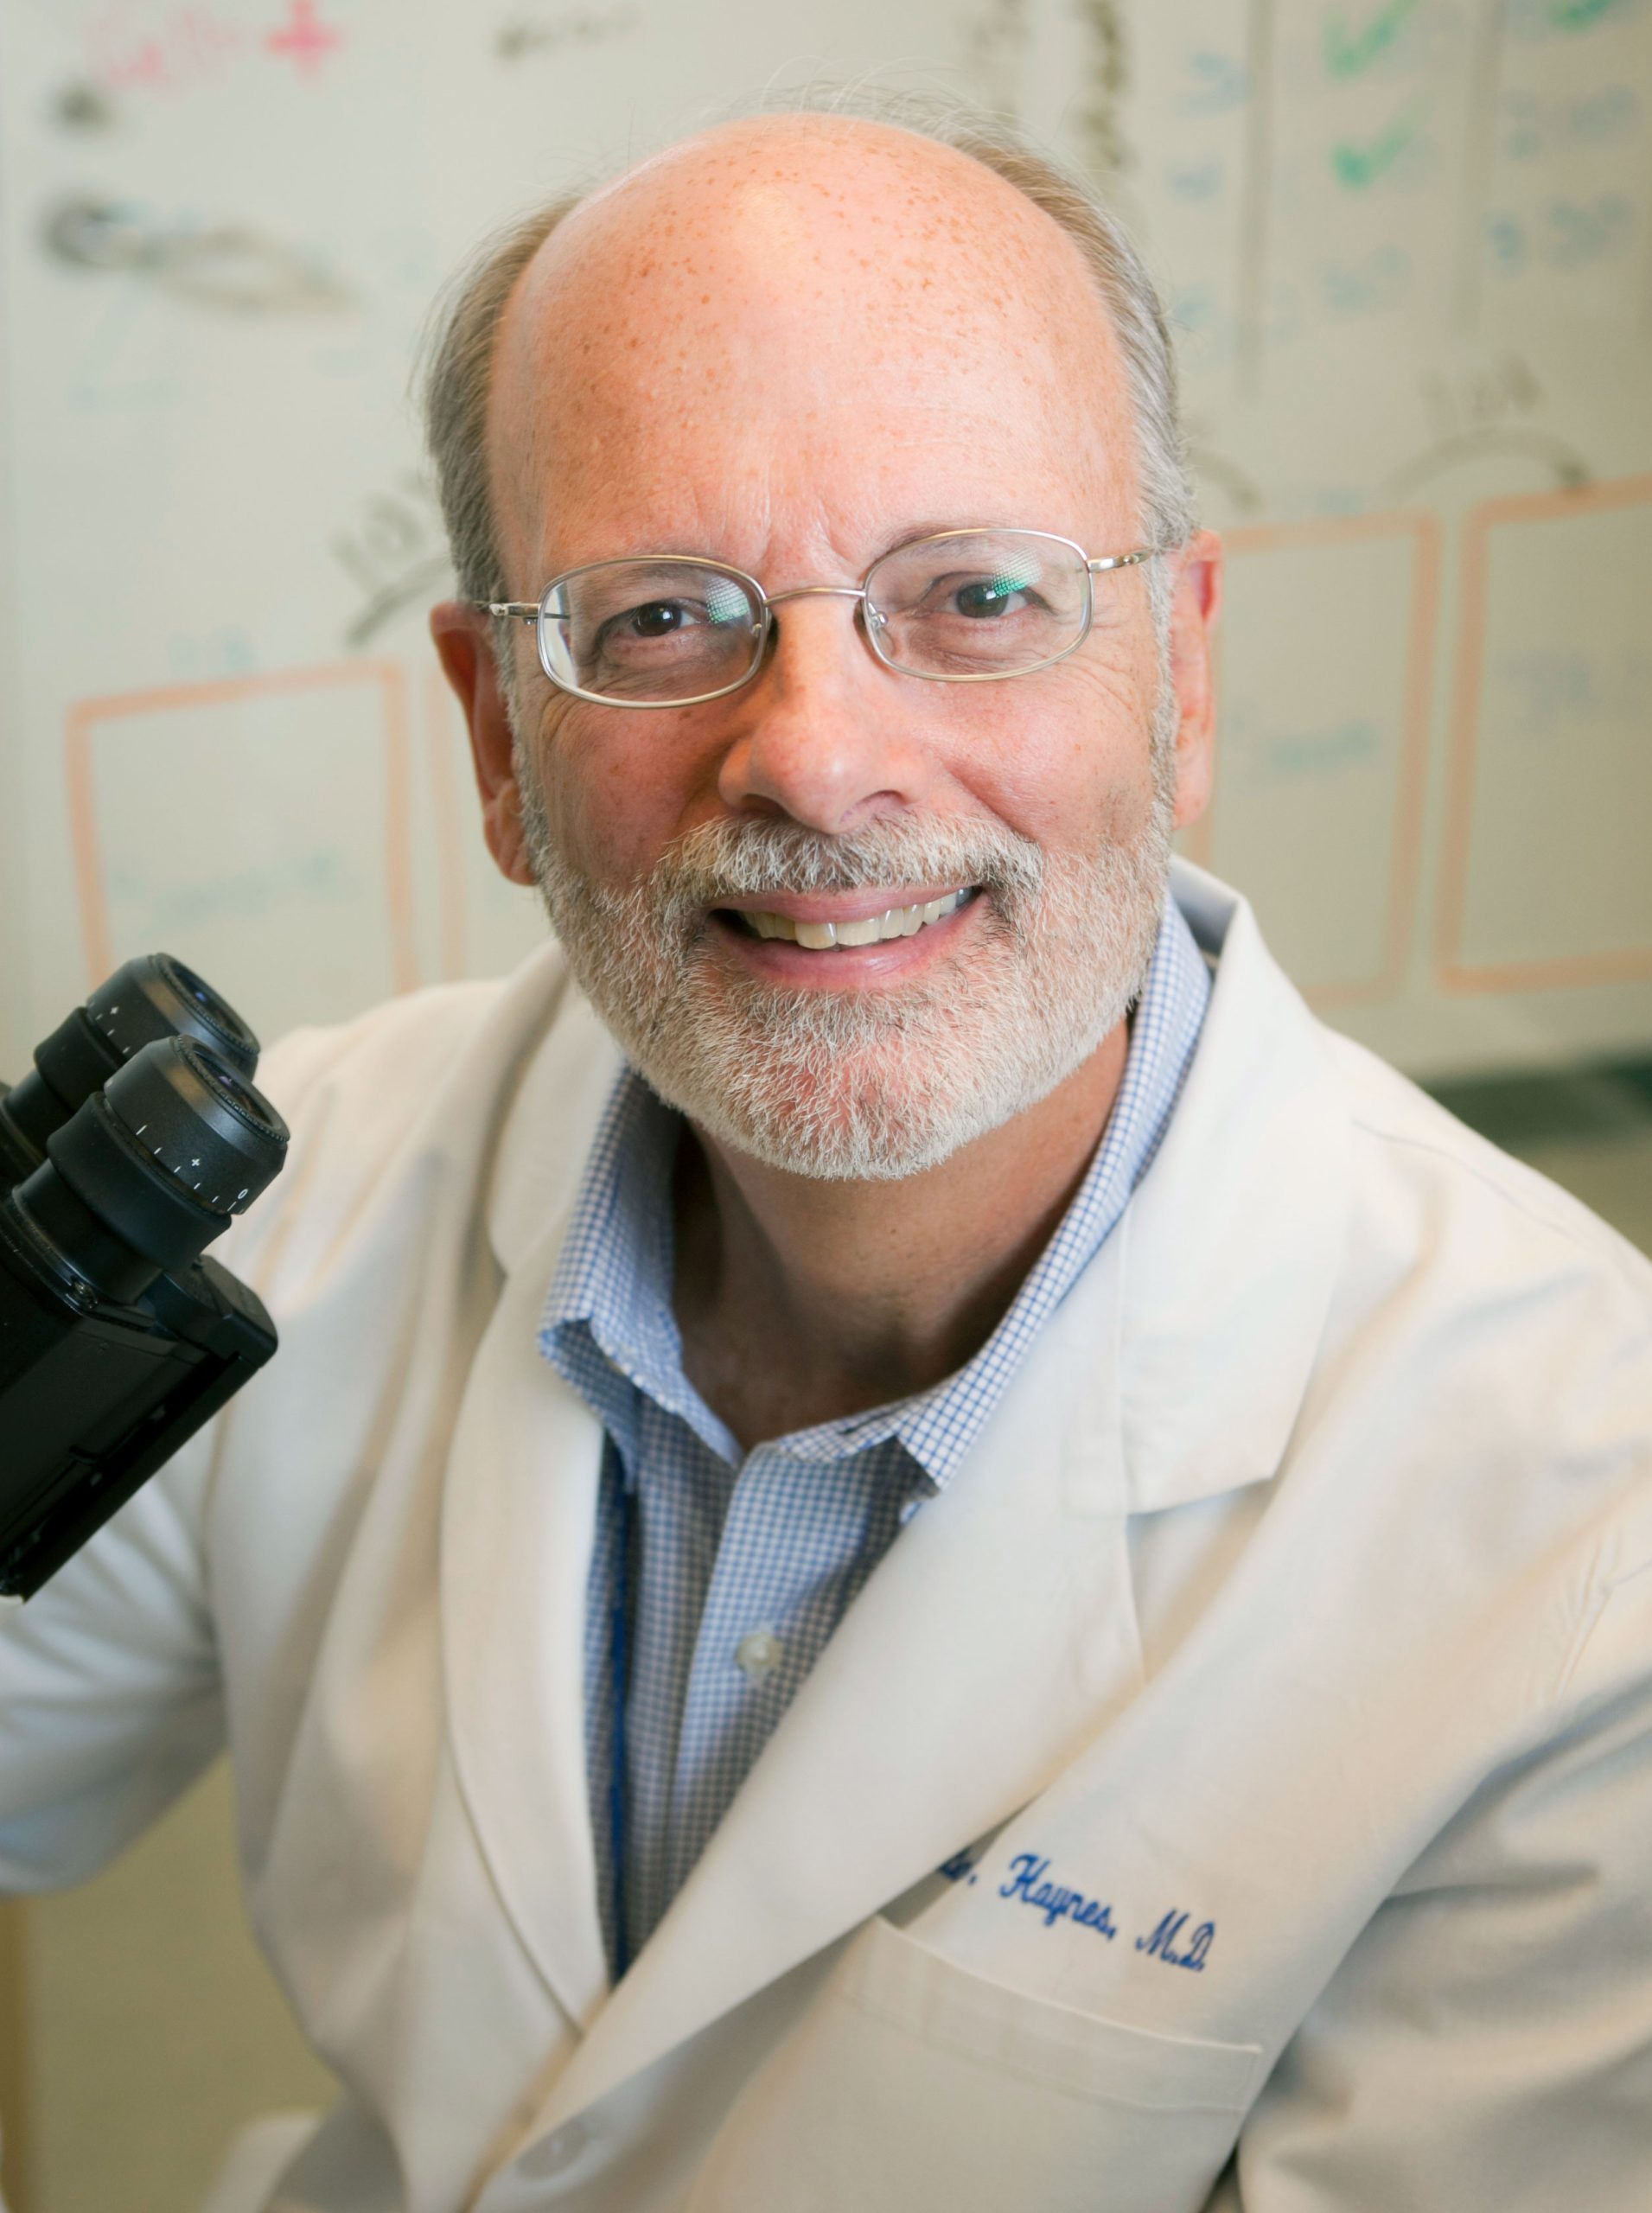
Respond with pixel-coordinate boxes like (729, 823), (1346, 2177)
(672, 1021), (1131, 1452)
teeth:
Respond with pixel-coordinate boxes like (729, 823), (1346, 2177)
(738, 889), (968, 948)
(833, 915), (882, 947)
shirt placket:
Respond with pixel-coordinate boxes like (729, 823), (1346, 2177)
(660, 1441), (907, 1915)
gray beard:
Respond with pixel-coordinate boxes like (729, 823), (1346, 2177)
(513, 707), (1177, 1182)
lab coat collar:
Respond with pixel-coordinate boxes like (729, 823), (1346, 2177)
(443, 863), (1352, 2142)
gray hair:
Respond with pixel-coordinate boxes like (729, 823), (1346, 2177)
(420, 89), (1193, 632)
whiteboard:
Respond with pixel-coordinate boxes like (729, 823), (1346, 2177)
(2, 0), (1649, 1084)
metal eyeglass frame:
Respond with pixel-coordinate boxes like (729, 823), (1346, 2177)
(475, 526), (1170, 710)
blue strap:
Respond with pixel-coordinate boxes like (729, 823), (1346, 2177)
(607, 1475), (633, 1980)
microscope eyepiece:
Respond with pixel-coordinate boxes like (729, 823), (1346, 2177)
(86, 953), (260, 1077)
(1, 953), (262, 1167)
(16, 1038), (289, 1303)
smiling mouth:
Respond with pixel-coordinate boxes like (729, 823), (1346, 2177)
(722, 887), (976, 949)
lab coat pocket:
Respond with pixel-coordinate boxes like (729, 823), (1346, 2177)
(687, 1915), (1261, 2213)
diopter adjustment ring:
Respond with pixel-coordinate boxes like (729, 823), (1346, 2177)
(45, 1038), (288, 1278)
(82, 953), (260, 1076)
(22, 955), (262, 1156)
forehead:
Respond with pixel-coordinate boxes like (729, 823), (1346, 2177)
(488, 119), (1138, 567)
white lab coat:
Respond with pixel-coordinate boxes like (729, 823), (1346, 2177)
(3, 861), (1652, 2212)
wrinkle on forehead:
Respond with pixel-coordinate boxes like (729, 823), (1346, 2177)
(488, 115), (1137, 577)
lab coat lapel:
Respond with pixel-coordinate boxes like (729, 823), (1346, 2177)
(1114, 862), (1351, 1515)
(441, 992), (625, 2037)
(535, 1228), (1145, 2132)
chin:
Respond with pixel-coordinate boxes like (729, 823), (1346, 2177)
(657, 1031), (1088, 1184)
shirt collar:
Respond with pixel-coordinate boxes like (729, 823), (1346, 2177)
(540, 893), (1211, 1485)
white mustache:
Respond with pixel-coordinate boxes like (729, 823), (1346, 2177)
(657, 814), (1045, 908)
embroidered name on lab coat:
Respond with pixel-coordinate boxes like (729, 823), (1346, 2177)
(1135, 1908), (1215, 1973)
(941, 1849), (1218, 1971)
(998, 1852), (1119, 1937)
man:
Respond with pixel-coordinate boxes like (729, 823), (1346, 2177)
(3, 101), (1652, 2213)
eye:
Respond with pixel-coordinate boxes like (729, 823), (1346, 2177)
(611, 598), (703, 640)
(953, 574), (1039, 619)
(897, 565), (1050, 623)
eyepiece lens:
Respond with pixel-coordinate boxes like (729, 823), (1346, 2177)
(150, 956), (259, 1072)
(180, 1043), (287, 1150)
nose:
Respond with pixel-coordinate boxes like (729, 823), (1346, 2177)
(714, 591), (940, 834)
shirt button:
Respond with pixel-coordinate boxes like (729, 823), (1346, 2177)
(520, 2119), (589, 2178)
(735, 1626), (783, 1679)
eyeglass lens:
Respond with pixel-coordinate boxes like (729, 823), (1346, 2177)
(537, 531), (1094, 704)
(867, 532), (1090, 678)
(540, 560), (762, 703)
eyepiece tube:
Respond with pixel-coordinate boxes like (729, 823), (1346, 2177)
(2, 955), (262, 1164)
(15, 1039), (289, 1302)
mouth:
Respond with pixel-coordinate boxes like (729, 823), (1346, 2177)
(717, 886), (978, 951)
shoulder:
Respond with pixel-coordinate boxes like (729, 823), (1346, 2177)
(252, 941), (567, 1140)
(1326, 1025), (1652, 1304)
(1133, 871), (1652, 1556)
(1314, 1028), (1652, 1606)
(222, 940), (588, 1289)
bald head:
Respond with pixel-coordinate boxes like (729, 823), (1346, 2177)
(424, 100), (1190, 611)
(488, 116), (1137, 596)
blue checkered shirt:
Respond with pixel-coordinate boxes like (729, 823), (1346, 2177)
(540, 896), (1211, 1977)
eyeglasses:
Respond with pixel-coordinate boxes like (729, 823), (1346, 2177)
(477, 526), (1169, 709)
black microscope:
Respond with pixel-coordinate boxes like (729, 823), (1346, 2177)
(0, 956), (287, 1601)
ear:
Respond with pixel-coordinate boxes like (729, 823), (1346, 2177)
(1163, 528), (1222, 833)
(430, 602), (536, 887)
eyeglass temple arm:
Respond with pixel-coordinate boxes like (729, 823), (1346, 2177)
(475, 602), (540, 622)
(1086, 548), (1166, 574)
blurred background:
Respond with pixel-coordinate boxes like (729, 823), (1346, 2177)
(0, 0), (1648, 2204)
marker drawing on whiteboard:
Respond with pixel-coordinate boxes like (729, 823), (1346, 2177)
(41, 198), (348, 316)
(1381, 426), (1589, 500)
(1233, 715), (1381, 789)
(1544, 0), (1621, 27)
(83, 5), (244, 93)
(1331, 101), (1426, 191)
(108, 850), (349, 934)
(1187, 445), (1265, 517)
(1070, 0), (1131, 180)
(497, 6), (640, 61)
(1500, 84), (1641, 162)
(964, 0), (1029, 117)
(1420, 355), (1544, 440)
(80, 2), (341, 91)
(1317, 244), (1414, 318)
(53, 81), (118, 130)
(335, 477), (453, 646)
(1483, 195), (1636, 277)
(1323, 0), (1421, 78)
(1453, 0), (1508, 331)
(1235, 0), (1276, 398)
(1177, 48), (1247, 118)
(266, 0), (342, 80)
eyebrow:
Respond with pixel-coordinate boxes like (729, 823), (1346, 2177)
(545, 520), (1026, 578)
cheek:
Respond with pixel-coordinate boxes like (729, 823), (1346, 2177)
(537, 709), (711, 885)
(954, 653), (1162, 855)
